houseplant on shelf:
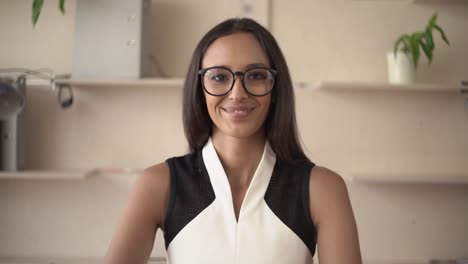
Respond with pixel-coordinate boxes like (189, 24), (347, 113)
(387, 12), (450, 84)
(32, 0), (66, 26)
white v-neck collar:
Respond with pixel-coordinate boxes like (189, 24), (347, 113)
(202, 138), (277, 222)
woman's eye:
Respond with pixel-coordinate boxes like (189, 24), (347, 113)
(207, 73), (229, 82)
(213, 75), (228, 82)
(247, 71), (268, 80)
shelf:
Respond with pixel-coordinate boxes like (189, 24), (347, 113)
(350, 172), (468, 184)
(27, 78), (468, 93)
(313, 81), (467, 93)
(0, 170), (88, 180)
(0, 168), (142, 180)
(3, 169), (466, 184)
(351, 0), (468, 3)
(27, 77), (185, 89)
(413, 0), (468, 3)
(0, 256), (167, 264)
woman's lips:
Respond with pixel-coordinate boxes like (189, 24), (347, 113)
(221, 106), (254, 118)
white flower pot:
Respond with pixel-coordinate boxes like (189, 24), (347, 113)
(387, 51), (416, 84)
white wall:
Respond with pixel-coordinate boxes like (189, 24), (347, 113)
(0, 0), (75, 72)
(0, 0), (467, 263)
(273, 0), (468, 84)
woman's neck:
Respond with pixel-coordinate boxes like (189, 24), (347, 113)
(211, 130), (266, 187)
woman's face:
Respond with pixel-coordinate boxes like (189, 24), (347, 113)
(201, 32), (272, 140)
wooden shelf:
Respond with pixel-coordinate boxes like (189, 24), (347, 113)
(0, 168), (142, 180)
(413, 0), (468, 3)
(313, 81), (467, 93)
(27, 77), (184, 89)
(350, 172), (468, 184)
(0, 256), (166, 264)
(56, 77), (184, 88)
(0, 170), (88, 180)
(28, 79), (468, 93)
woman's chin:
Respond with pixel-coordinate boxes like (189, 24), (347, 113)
(214, 125), (264, 140)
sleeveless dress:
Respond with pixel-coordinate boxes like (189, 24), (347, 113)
(164, 138), (316, 264)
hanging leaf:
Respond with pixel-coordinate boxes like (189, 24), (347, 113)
(59, 0), (66, 14)
(420, 39), (433, 64)
(434, 25), (450, 45)
(424, 26), (435, 51)
(393, 34), (411, 56)
(409, 32), (421, 68)
(427, 13), (438, 30)
(32, 0), (44, 26)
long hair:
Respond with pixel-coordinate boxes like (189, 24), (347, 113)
(182, 17), (308, 164)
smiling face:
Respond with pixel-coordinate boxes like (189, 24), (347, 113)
(201, 32), (273, 140)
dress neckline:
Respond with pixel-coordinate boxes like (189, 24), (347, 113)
(201, 137), (277, 223)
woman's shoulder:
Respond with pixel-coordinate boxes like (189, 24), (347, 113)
(308, 165), (362, 263)
(143, 150), (195, 182)
(140, 161), (171, 188)
(104, 162), (172, 263)
(143, 161), (170, 179)
(128, 162), (171, 227)
(308, 165), (350, 226)
(309, 165), (347, 190)
(139, 151), (197, 226)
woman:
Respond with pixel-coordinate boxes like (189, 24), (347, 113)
(105, 18), (362, 264)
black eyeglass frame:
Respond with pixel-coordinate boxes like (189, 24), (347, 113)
(198, 66), (278, 97)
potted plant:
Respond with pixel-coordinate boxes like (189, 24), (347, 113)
(387, 12), (450, 84)
(32, 0), (66, 26)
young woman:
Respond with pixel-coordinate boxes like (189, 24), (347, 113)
(105, 18), (362, 264)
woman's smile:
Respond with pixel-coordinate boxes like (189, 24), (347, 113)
(221, 105), (255, 119)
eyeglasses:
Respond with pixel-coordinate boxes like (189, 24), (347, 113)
(198, 66), (277, 96)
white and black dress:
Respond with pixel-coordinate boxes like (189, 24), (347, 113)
(164, 138), (317, 264)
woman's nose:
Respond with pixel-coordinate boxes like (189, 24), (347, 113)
(228, 76), (248, 100)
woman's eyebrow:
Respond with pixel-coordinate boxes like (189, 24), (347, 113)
(246, 63), (268, 68)
(202, 63), (268, 70)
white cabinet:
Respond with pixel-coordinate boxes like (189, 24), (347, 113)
(72, 0), (151, 79)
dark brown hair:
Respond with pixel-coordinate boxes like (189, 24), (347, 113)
(183, 17), (309, 164)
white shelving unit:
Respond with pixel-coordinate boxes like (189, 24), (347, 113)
(413, 0), (468, 3)
(27, 78), (467, 93)
(308, 81), (468, 185)
(312, 81), (467, 93)
(18, 79), (467, 182)
(55, 77), (185, 88)
(26, 77), (185, 89)
(0, 170), (88, 180)
(350, 172), (468, 185)
(0, 168), (142, 180)
(19, 77), (185, 181)
(0, 256), (166, 264)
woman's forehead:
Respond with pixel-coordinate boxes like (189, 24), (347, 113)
(201, 32), (270, 69)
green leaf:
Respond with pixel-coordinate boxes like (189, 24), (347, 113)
(427, 13), (438, 30)
(32, 0), (44, 26)
(434, 24), (450, 45)
(59, 0), (66, 14)
(409, 32), (421, 68)
(424, 27), (435, 51)
(420, 38), (433, 64)
(393, 34), (411, 56)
